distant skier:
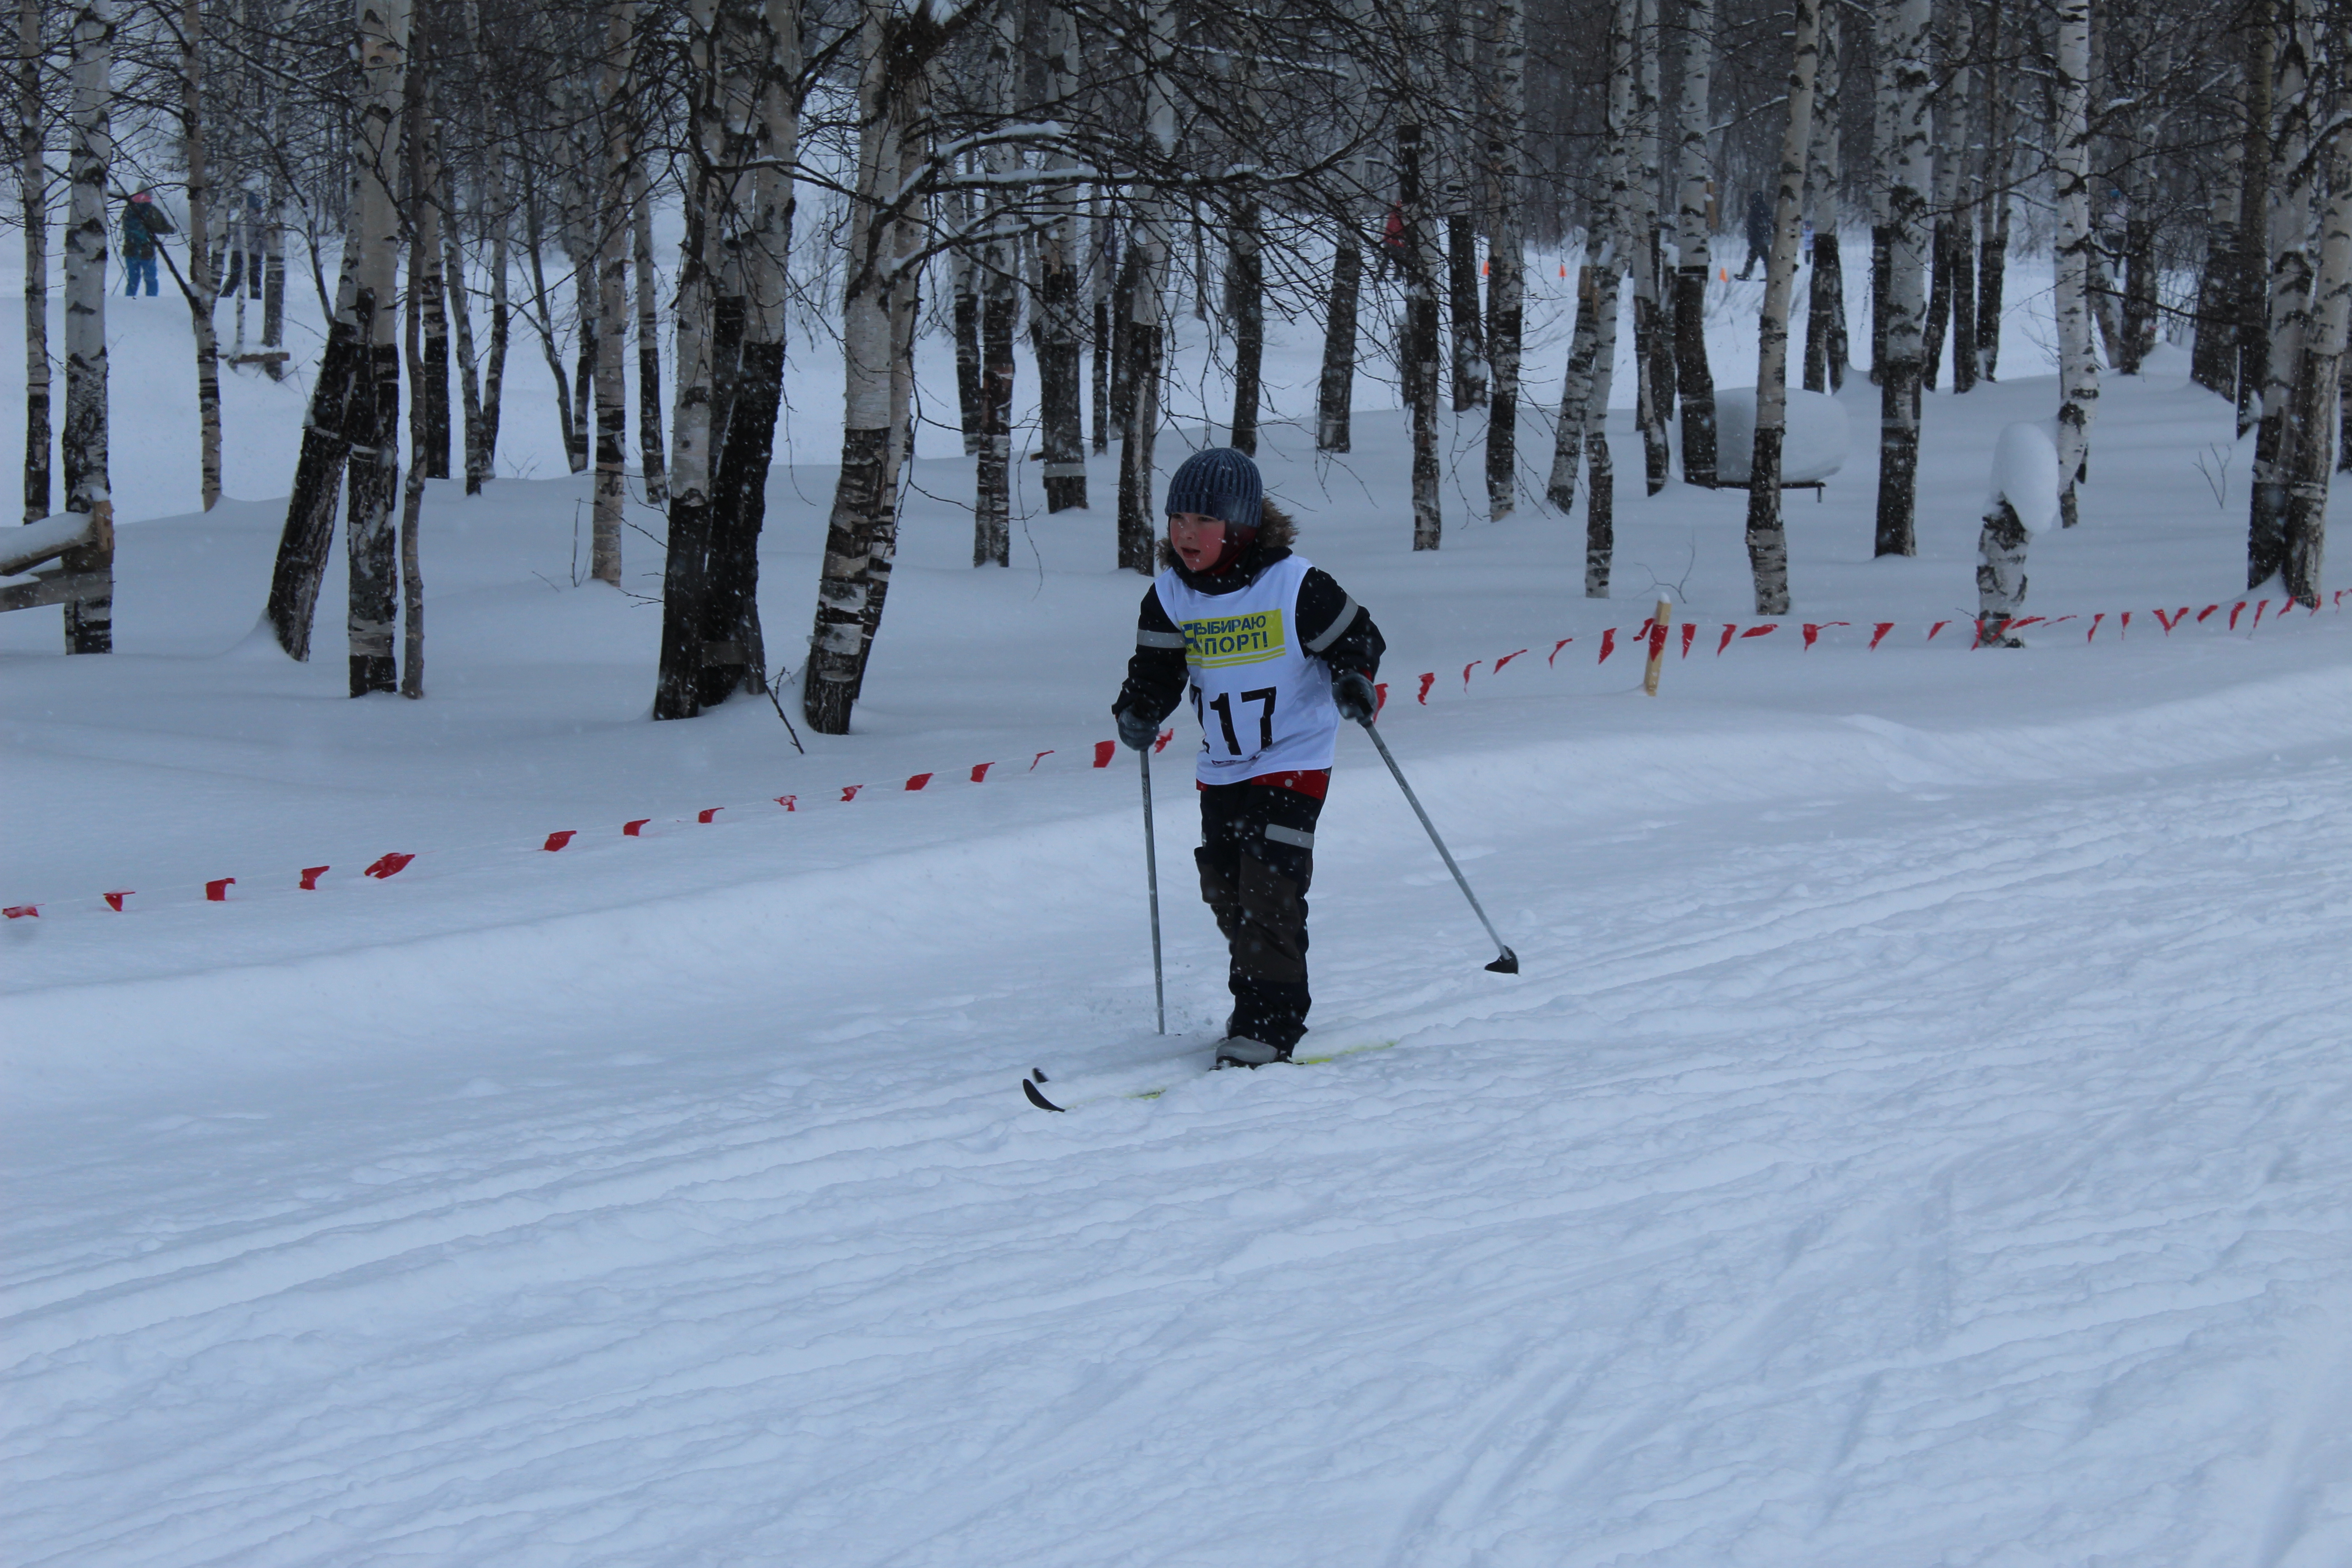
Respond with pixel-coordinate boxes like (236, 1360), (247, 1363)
(1738, 189), (1771, 280)
(119, 188), (172, 297)
(1112, 447), (1387, 1070)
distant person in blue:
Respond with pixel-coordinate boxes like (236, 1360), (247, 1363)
(119, 189), (172, 296)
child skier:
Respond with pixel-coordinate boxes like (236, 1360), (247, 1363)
(1112, 448), (1386, 1070)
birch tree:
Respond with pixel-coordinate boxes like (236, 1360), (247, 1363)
(1484, 0), (1525, 516)
(2246, 1), (2317, 589)
(1745, 0), (1821, 616)
(1871, 0), (1931, 556)
(176, 0), (223, 511)
(591, 0), (634, 588)
(1973, 0), (2011, 382)
(632, 161), (665, 505)
(1035, 2), (1085, 508)
(1400, 114), (1443, 549)
(20, 0), (49, 523)
(803, 0), (928, 731)
(2278, 115), (2349, 606)
(1801, 0), (1845, 393)
(974, 2), (1017, 566)
(345, 0), (409, 696)
(61, 0), (112, 655)
(1631, 0), (1671, 495)
(1671, 0), (1718, 483)
(2051, 0), (2097, 530)
(1114, 0), (1174, 574)
(1921, 0), (1973, 393)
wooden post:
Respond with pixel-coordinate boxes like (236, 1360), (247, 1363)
(1642, 596), (1672, 695)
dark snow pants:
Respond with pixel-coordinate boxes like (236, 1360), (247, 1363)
(1196, 782), (1323, 1053)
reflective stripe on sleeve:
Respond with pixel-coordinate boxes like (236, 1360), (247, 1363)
(1263, 823), (1315, 849)
(1303, 596), (1360, 654)
(1137, 628), (1188, 649)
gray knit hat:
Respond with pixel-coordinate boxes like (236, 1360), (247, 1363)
(1163, 446), (1264, 534)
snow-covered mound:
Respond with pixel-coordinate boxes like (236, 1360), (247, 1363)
(1705, 386), (1851, 485)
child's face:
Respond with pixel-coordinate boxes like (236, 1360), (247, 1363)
(1168, 512), (1225, 571)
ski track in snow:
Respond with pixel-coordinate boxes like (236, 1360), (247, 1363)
(7, 706), (2352, 1566)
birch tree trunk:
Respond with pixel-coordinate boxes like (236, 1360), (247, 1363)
(1449, 214), (1486, 411)
(803, 0), (921, 730)
(416, 82), (449, 481)
(1580, 0), (1637, 595)
(20, 0), (49, 523)
(1744, 0), (1820, 616)
(1974, 0), (2009, 382)
(60, 0), (111, 655)
(653, 0), (724, 721)
(1091, 190), (1111, 452)
(397, 49), (431, 701)
(481, 156), (509, 474)
(1401, 115), (1443, 550)
(1484, 0), (1525, 516)
(441, 169), (484, 494)
(591, 0), (634, 588)
(1871, 0), (1931, 557)
(1630, 0), (1670, 495)
(972, 5), (1017, 567)
(1801, 0), (1846, 392)
(1316, 226), (1361, 451)
(1548, 240), (1600, 513)
(2234, 0), (2274, 434)
(1867, 10), (1893, 382)
(2280, 118), (2349, 606)
(266, 152), (367, 654)
(2050, 0), (2097, 531)
(2190, 79), (2246, 397)
(1671, 0), (1718, 483)
(2247, 6), (2312, 586)
(697, 0), (796, 706)
(1037, 4), (1085, 507)
(950, 176), (980, 455)
(1975, 498), (2028, 639)
(631, 160), (665, 505)
(178, 0), (221, 512)
(1114, 0), (1174, 574)
(345, 0), (408, 696)
(1224, 20), (1264, 455)
(1923, 0), (1973, 392)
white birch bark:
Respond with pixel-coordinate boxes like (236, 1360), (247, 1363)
(1580, 0), (1637, 595)
(179, 0), (219, 513)
(19, 0), (49, 522)
(2282, 118), (2350, 604)
(1744, 0), (1821, 616)
(344, 0), (408, 695)
(1871, 0), (1931, 556)
(1114, 0), (1175, 574)
(2252, 8), (2320, 591)
(1670, 0), (1718, 482)
(973, 0), (1017, 567)
(60, 0), (111, 655)
(591, 0), (634, 588)
(2050, 0), (2097, 529)
(654, 0), (725, 720)
(1631, 0), (1670, 495)
(1483, 0), (1525, 517)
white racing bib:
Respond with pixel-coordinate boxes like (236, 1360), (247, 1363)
(1155, 554), (1343, 785)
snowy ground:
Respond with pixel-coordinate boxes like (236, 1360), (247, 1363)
(6, 233), (2352, 1564)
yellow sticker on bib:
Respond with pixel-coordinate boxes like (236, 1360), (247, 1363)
(1183, 609), (1286, 668)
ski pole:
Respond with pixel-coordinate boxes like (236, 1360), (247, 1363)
(1140, 743), (1166, 1032)
(1355, 717), (1520, 974)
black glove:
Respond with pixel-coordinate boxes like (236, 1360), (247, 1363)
(1116, 706), (1161, 752)
(1333, 669), (1377, 725)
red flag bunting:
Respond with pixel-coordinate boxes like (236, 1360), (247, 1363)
(543, 831), (576, 852)
(2197, 604), (2220, 622)
(904, 774), (932, 791)
(300, 866), (329, 889)
(1093, 740), (1117, 767)
(1461, 661), (1481, 689)
(1647, 619), (1669, 661)
(697, 807), (722, 823)
(1373, 681), (1389, 714)
(1927, 621), (1950, 642)
(363, 853), (414, 879)
(1548, 637), (1575, 666)
(775, 795), (798, 811)
(2251, 599), (2269, 631)
(104, 891), (131, 911)
(1717, 623), (1736, 655)
(1493, 648), (1528, 672)
(2119, 611), (2131, 634)
(206, 878), (235, 902)
(1030, 750), (1054, 770)
(840, 785), (863, 802)
(2086, 613), (2104, 642)
(1741, 623), (1777, 639)
(1869, 622), (1896, 649)
(2227, 601), (2247, 629)
(1597, 628), (1617, 663)
(623, 818), (650, 836)
(969, 764), (992, 783)
(1416, 672), (1436, 704)
(1802, 622), (1849, 649)
(1680, 622), (1697, 657)
(4, 904), (36, 918)
(1154, 729), (1175, 753)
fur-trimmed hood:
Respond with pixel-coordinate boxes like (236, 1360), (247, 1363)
(1155, 500), (1298, 590)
